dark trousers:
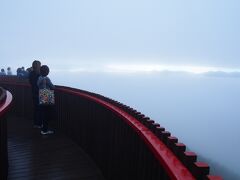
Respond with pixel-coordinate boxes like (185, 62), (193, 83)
(33, 96), (41, 126)
(39, 106), (55, 132)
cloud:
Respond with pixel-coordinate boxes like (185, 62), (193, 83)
(203, 71), (240, 78)
(49, 62), (240, 78)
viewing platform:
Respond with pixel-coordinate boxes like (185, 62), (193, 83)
(7, 116), (104, 180)
(0, 76), (222, 180)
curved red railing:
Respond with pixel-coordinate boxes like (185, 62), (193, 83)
(0, 76), (222, 180)
(57, 87), (194, 180)
(57, 86), (222, 180)
(0, 88), (6, 105)
(0, 87), (13, 180)
(0, 91), (13, 116)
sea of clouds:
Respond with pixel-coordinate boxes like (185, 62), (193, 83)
(50, 69), (240, 179)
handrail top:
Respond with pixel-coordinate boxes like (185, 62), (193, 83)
(0, 90), (13, 117)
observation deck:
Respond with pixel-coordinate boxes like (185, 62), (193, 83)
(0, 76), (222, 180)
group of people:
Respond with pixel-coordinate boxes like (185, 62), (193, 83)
(1, 61), (55, 135)
(0, 66), (31, 78)
(17, 66), (31, 78)
(0, 67), (12, 75)
(29, 60), (55, 135)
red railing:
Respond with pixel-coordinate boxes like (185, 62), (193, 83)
(57, 87), (195, 179)
(0, 76), (222, 180)
(0, 87), (13, 180)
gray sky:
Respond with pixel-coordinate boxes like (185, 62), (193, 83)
(1, 1), (240, 178)
(0, 0), (240, 69)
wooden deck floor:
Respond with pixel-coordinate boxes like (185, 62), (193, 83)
(7, 116), (105, 180)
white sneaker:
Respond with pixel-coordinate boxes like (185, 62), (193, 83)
(41, 130), (54, 135)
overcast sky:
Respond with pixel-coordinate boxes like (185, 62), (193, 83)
(0, 0), (240, 70)
(1, 1), (240, 178)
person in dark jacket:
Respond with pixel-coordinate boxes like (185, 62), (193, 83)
(37, 65), (55, 135)
(0, 68), (6, 75)
(29, 60), (41, 128)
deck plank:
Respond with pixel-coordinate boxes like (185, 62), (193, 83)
(7, 116), (105, 180)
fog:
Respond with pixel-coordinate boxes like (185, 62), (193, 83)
(1, 0), (240, 179)
(1, 0), (240, 68)
(50, 69), (240, 179)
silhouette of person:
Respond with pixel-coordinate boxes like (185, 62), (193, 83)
(26, 67), (33, 73)
(0, 68), (6, 75)
(7, 67), (12, 75)
(17, 67), (23, 77)
(37, 65), (55, 135)
(29, 60), (42, 128)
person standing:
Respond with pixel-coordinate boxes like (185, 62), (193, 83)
(37, 65), (54, 135)
(7, 67), (12, 75)
(0, 69), (6, 75)
(29, 60), (42, 128)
